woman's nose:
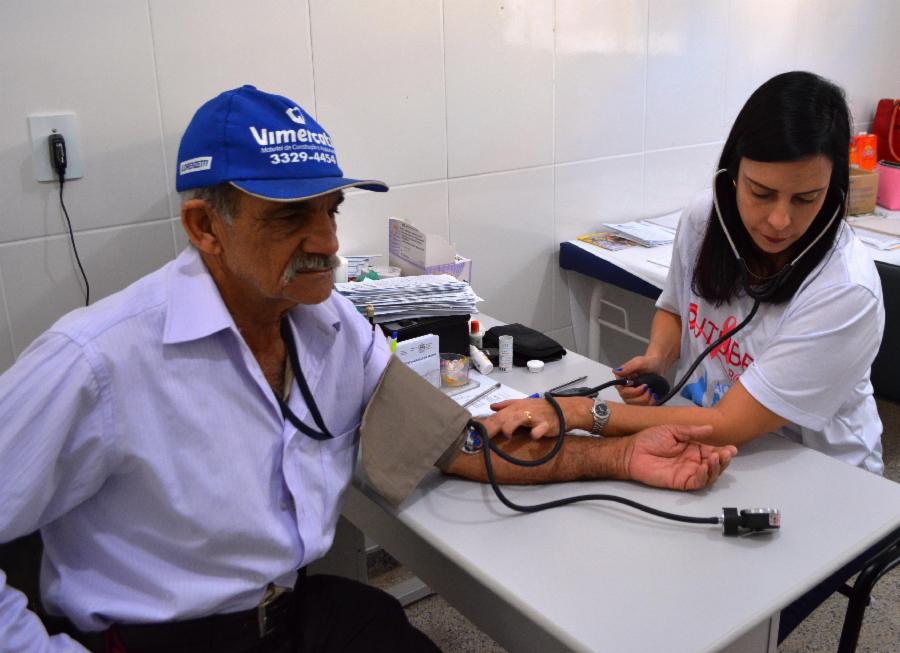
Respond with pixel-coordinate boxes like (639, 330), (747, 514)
(767, 204), (791, 232)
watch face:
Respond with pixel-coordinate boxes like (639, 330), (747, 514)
(593, 400), (610, 418)
(461, 426), (484, 454)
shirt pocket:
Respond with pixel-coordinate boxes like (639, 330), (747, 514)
(287, 423), (359, 562)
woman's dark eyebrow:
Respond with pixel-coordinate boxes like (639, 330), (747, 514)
(745, 175), (827, 195)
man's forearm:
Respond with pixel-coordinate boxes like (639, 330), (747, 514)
(443, 433), (630, 484)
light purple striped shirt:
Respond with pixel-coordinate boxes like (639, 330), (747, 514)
(0, 246), (390, 652)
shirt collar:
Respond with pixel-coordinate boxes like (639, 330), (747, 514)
(163, 247), (343, 345)
(163, 247), (236, 344)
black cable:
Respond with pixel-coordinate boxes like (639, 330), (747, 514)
(49, 133), (89, 307)
(655, 297), (760, 405)
(57, 179), (90, 307)
(553, 301), (760, 406)
(483, 392), (566, 467)
(473, 398), (719, 525)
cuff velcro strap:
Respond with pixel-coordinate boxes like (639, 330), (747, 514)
(360, 356), (471, 507)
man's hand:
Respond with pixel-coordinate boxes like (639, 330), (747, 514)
(623, 424), (736, 490)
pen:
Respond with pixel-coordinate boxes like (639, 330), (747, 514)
(462, 381), (503, 409)
(548, 375), (588, 394)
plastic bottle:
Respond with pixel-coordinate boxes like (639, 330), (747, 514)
(469, 319), (483, 349)
(469, 345), (494, 375)
(498, 335), (513, 372)
(849, 138), (860, 168)
(858, 132), (878, 171)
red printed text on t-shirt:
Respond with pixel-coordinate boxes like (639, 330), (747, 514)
(688, 302), (754, 380)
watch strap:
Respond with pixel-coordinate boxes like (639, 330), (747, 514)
(591, 397), (610, 435)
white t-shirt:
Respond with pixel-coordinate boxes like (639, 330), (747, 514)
(657, 191), (885, 474)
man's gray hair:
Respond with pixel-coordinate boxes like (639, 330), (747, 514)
(180, 183), (239, 223)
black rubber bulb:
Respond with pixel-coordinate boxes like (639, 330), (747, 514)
(630, 373), (670, 399)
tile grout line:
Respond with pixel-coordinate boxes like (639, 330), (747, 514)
(0, 217), (175, 249)
(0, 263), (18, 358)
(550, 0), (566, 334)
(440, 0), (452, 244)
(305, 0), (320, 119)
(143, 0), (178, 259)
(640, 0), (650, 217)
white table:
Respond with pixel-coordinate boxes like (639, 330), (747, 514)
(339, 320), (900, 653)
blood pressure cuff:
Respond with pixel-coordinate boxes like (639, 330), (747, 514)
(360, 356), (471, 507)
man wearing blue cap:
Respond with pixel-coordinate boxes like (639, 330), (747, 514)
(0, 85), (439, 653)
(0, 86), (734, 652)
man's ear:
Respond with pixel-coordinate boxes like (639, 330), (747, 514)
(181, 199), (224, 255)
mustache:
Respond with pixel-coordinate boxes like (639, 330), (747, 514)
(281, 253), (341, 286)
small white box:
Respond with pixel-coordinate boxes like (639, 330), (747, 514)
(393, 333), (440, 388)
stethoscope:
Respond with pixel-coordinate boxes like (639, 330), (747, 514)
(469, 170), (844, 534)
(711, 168), (844, 303)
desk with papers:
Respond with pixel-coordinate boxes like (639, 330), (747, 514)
(336, 315), (900, 653)
(560, 207), (900, 400)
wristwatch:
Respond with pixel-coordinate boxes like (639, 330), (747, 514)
(590, 396), (610, 435)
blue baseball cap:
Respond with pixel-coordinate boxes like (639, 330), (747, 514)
(176, 85), (388, 200)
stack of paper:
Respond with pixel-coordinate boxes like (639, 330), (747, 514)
(849, 211), (900, 250)
(335, 274), (482, 323)
(449, 370), (525, 416)
(642, 210), (681, 233)
(600, 220), (675, 247)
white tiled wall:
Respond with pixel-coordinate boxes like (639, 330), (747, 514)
(1, 0), (897, 369)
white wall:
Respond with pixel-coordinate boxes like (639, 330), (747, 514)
(0, 0), (897, 371)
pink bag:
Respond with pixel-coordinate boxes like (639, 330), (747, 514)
(877, 161), (900, 210)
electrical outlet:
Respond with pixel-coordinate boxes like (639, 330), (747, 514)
(28, 113), (83, 182)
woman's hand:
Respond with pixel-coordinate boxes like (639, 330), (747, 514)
(613, 355), (667, 405)
(481, 396), (591, 440)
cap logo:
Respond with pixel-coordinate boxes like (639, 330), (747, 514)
(286, 107), (306, 124)
(249, 126), (334, 148)
(179, 156), (212, 175)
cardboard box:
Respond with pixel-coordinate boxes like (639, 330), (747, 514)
(388, 218), (472, 282)
(848, 167), (879, 215)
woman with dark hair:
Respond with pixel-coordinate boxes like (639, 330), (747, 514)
(483, 71), (885, 642)
(489, 71), (883, 476)
(609, 70), (883, 474)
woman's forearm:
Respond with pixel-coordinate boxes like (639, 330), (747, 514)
(645, 309), (682, 371)
(603, 381), (787, 446)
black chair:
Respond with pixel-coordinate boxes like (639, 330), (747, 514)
(836, 525), (900, 652)
(871, 261), (900, 402)
(0, 531), (44, 613)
